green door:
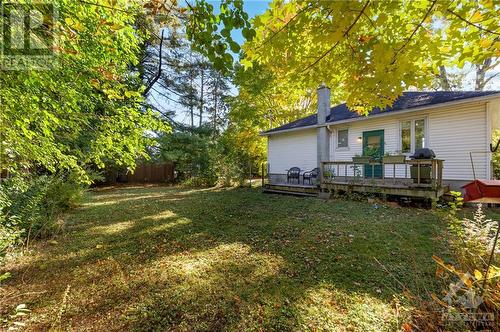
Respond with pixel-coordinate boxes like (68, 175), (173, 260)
(362, 130), (384, 178)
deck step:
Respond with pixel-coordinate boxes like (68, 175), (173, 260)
(263, 189), (318, 197)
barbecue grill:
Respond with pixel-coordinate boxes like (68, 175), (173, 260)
(409, 148), (436, 184)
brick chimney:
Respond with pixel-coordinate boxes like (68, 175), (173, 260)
(317, 84), (331, 169)
(317, 83), (330, 124)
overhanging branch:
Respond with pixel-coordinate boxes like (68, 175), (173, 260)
(303, 0), (371, 72)
(144, 29), (165, 95)
(257, 2), (316, 50)
(391, 0), (437, 65)
(447, 9), (500, 36)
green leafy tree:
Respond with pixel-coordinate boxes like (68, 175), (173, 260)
(0, 0), (252, 182)
(243, 0), (499, 114)
(186, 0), (255, 73)
(0, 0), (169, 182)
(156, 125), (216, 184)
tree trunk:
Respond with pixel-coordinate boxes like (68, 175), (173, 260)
(190, 67), (194, 127)
(199, 69), (204, 127)
(438, 66), (451, 91)
(213, 76), (218, 134)
(475, 58), (492, 91)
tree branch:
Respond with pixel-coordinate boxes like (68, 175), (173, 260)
(257, 3), (315, 50)
(346, 9), (376, 28)
(77, 0), (132, 13)
(391, 0), (436, 65)
(144, 29), (165, 95)
(483, 72), (500, 86)
(303, 0), (370, 72)
(484, 59), (500, 71)
(447, 9), (500, 36)
(151, 87), (185, 105)
(156, 81), (190, 98)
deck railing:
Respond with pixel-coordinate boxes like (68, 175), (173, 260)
(320, 159), (444, 189)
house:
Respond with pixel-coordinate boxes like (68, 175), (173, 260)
(262, 86), (500, 195)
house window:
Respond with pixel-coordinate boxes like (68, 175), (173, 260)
(401, 121), (411, 153)
(337, 129), (348, 148)
(415, 119), (425, 149)
(400, 118), (426, 153)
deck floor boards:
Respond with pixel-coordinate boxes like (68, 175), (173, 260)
(263, 180), (446, 200)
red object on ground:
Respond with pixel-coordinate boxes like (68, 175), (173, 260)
(462, 179), (500, 203)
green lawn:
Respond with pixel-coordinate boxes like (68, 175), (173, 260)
(1, 186), (451, 331)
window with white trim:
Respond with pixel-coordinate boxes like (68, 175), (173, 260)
(337, 129), (348, 148)
(400, 118), (426, 153)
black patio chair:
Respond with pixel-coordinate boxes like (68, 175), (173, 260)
(303, 167), (319, 185)
(287, 167), (301, 184)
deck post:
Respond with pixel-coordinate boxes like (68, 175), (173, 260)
(417, 161), (421, 185)
(320, 162), (325, 184)
(432, 160), (437, 189)
(382, 161), (385, 183)
(261, 163), (265, 187)
(439, 161), (442, 187)
(249, 162), (252, 188)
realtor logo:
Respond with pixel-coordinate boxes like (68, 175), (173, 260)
(441, 272), (495, 328)
(1, 1), (58, 70)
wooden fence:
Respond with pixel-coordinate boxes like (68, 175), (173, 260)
(105, 162), (175, 184)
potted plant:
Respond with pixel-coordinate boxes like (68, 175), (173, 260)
(323, 169), (335, 181)
(352, 146), (380, 163)
(352, 153), (372, 164)
(382, 151), (406, 164)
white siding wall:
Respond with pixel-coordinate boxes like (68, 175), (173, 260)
(329, 101), (489, 180)
(268, 129), (317, 174)
(490, 99), (500, 129)
(329, 117), (402, 177)
(429, 102), (487, 180)
(267, 100), (493, 181)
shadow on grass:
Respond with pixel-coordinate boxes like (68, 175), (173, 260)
(1, 185), (451, 331)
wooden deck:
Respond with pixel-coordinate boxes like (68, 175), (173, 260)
(320, 159), (446, 201)
(262, 159), (448, 201)
(263, 183), (319, 197)
(321, 179), (447, 199)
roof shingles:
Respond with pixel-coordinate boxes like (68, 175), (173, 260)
(264, 91), (499, 134)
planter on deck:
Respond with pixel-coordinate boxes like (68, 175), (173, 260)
(352, 156), (374, 164)
(382, 155), (406, 164)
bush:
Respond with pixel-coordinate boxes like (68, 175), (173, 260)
(213, 158), (246, 187)
(0, 173), (85, 261)
(492, 130), (500, 179)
(210, 144), (248, 187)
(426, 199), (500, 330)
(181, 176), (216, 188)
(0, 203), (23, 265)
(453, 204), (499, 271)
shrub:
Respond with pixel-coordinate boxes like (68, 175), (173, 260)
(0, 173), (85, 260)
(181, 176), (216, 188)
(0, 200), (23, 264)
(454, 204), (499, 271)
(211, 148), (249, 187)
(492, 130), (500, 179)
(427, 199), (500, 330)
(156, 127), (214, 182)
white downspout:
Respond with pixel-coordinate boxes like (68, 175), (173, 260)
(327, 125), (334, 162)
(486, 102), (492, 179)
